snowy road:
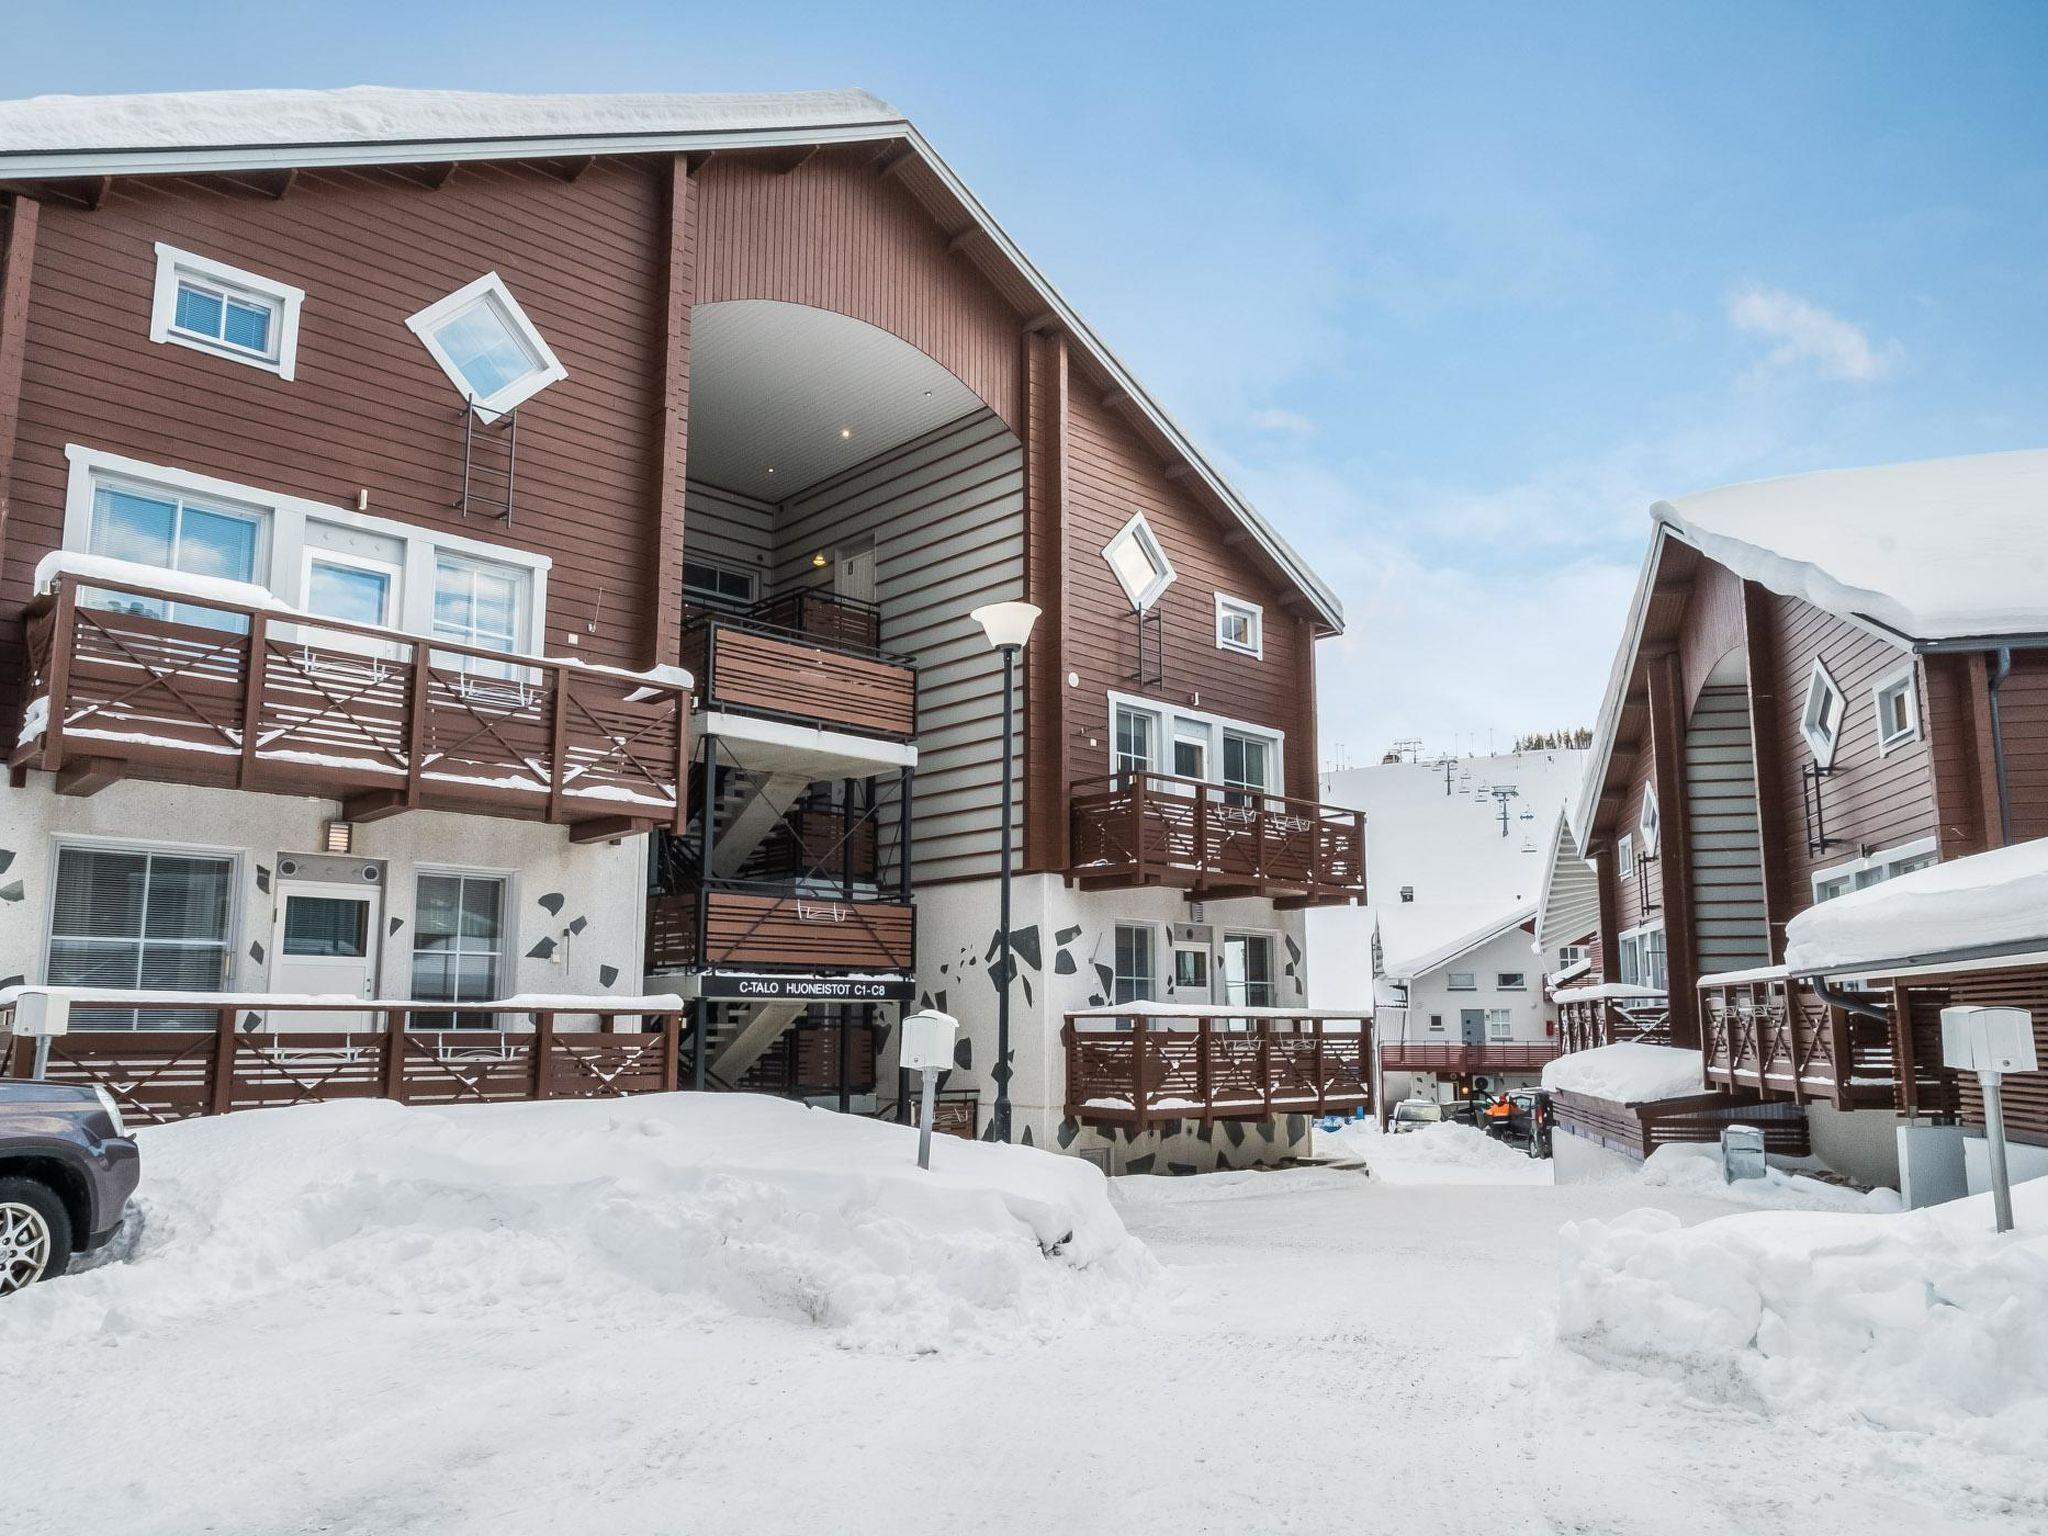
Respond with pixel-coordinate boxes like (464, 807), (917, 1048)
(21, 1128), (2035, 1536)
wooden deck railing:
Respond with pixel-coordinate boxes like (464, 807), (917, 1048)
(15, 571), (688, 837)
(0, 996), (684, 1126)
(681, 609), (915, 739)
(1699, 975), (1895, 1110)
(1551, 1088), (1810, 1162)
(1556, 992), (1673, 1052)
(646, 886), (916, 972)
(1063, 1014), (1371, 1129)
(1378, 1041), (1562, 1073)
(1068, 772), (1366, 906)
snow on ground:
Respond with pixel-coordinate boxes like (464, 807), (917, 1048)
(9, 1095), (2036, 1535)
(1542, 1039), (1706, 1101)
(1637, 1143), (1904, 1213)
(1317, 1115), (1554, 1185)
(1554, 1174), (2048, 1509)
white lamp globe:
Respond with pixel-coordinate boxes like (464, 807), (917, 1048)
(970, 600), (1041, 651)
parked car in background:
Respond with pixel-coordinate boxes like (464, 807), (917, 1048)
(0, 1080), (141, 1295)
(1388, 1099), (1445, 1134)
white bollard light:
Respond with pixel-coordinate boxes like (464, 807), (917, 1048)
(1941, 1005), (2038, 1234)
(897, 1007), (959, 1170)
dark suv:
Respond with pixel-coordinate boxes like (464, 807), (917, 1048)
(0, 1079), (141, 1295)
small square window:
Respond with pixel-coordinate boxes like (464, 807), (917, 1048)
(150, 244), (303, 378)
(1102, 513), (1176, 611)
(1873, 667), (1919, 755)
(407, 272), (566, 422)
(1427, 1014), (1444, 1031)
(1215, 594), (1263, 657)
(1802, 659), (1846, 767)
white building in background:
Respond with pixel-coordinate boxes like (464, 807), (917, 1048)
(1306, 750), (1587, 1108)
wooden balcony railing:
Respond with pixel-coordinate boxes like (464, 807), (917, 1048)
(15, 571), (688, 838)
(1063, 1011), (1372, 1129)
(681, 607), (915, 740)
(0, 994), (684, 1126)
(1699, 974), (1896, 1111)
(1378, 1041), (1562, 1073)
(1068, 772), (1366, 906)
(646, 885), (916, 973)
(1555, 988), (1673, 1053)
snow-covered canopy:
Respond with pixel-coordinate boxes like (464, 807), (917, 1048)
(1540, 1042), (1704, 1103)
(0, 85), (903, 153)
(1783, 836), (2048, 976)
(1654, 448), (2048, 643)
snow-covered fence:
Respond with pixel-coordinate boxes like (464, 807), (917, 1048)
(0, 992), (684, 1125)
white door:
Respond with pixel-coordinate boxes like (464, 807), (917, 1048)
(834, 538), (876, 605)
(270, 880), (382, 1029)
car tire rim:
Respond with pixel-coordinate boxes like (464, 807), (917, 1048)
(0, 1202), (53, 1295)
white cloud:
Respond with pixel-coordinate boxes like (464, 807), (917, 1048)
(1249, 407), (1317, 437)
(1726, 285), (1901, 382)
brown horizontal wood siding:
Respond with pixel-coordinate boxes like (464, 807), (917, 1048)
(698, 623), (916, 737)
(1992, 652), (2048, 845)
(2, 163), (666, 723)
(1059, 387), (1310, 806)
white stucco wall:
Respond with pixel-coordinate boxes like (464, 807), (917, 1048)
(0, 775), (647, 1019)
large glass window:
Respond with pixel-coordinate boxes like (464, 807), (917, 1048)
(1112, 923), (1156, 1004)
(1222, 932), (1275, 1008)
(410, 874), (506, 1028)
(1223, 732), (1272, 805)
(47, 847), (234, 1027)
(433, 555), (527, 677)
(87, 483), (261, 632)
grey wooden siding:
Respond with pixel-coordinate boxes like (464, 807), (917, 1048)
(1687, 683), (1771, 975)
(682, 482), (774, 595)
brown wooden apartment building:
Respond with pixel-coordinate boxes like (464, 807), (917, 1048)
(0, 87), (1365, 1160)
(1554, 452), (2048, 1185)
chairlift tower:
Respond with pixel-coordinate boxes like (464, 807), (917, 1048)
(1487, 784), (1520, 837)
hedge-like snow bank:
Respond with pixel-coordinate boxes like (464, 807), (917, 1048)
(9, 1095), (1154, 1354)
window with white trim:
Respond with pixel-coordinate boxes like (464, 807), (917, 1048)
(1558, 944), (1590, 967)
(1113, 704), (1155, 778)
(406, 273), (566, 421)
(1812, 838), (1938, 903)
(1113, 923), (1156, 1004)
(1801, 659), (1846, 767)
(1617, 832), (1634, 877)
(1447, 971), (1477, 991)
(1640, 784), (1660, 853)
(1222, 932), (1276, 1008)
(150, 244), (303, 378)
(47, 845), (235, 1028)
(1497, 972), (1527, 990)
(1215, 594), (1263, 657)
(411, 872), (507, 1028)
(303, 547), (400, 629)
(1102, 512), (1176, 611)
(84, 478), (263, 632)
(1873, 666), (1920, 755)
(1109, 693), (1283, 799)
(433, 554), (531, 679)
(1486, 1008), (1513, 1041)
(1618, 923), (1667, 990)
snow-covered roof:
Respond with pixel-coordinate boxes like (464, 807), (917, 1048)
(1382, 902), (1536, 983)
(1546, 956), (1593, 988)
(0, 86), (1340, 634)
(1539, 1042), (1703, 1103)
(1654, 449), (2048, 644)
(1783, 837), (2048, 976)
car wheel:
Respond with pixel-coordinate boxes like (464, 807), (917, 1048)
(0, 1177), (73, 1296)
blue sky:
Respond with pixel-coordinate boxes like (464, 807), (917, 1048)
(9, 2), (2046, 767)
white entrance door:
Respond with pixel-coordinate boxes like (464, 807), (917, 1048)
(834, 538), (876, 605)
(269, 880), (382, 1029)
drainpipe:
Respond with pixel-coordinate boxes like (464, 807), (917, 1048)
(1808, 974), (1889, 1024)
(1987, 646), (2015, 847)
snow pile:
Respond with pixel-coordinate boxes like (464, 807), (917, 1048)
(1785, 835), (2048, 974)
(1319, 1117), (1551, 1186)
(1542, 1042), (1702, 1102)
(7, 1095), (1153, 1356)
(1555, 1177), (2048, 1488)
(1637, 1144), (1902, 1213)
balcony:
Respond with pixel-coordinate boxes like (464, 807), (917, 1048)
(646, 885), (916, 973)
(1378, 1041), (1562, 1074)
(15, 569), (689, 840)
(1699, 972), (1896, 1111)
(681, 593), (916, 743)
(1068, 772), (1366, 906)
(1063, 1008), (1372, 1129)
(1555, 986), (1672, 1053)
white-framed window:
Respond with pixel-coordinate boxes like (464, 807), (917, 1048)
(1113, 704), (1156, 779)
(1558, 944), (1590, 967)
(411, 871), (509, 1028)
(1496, 972), (1527, 991)
(682, 559), (757, 611)
(1215, 594), (1263, 657)
(150, 244), (304, 379)
(1812, 837), (1938, 904)
(1427, 1013), (1444, 1031)
(1222, 731), (1273, 800)
(1222, 932), (1276, 1008)
(1112, 923), (1156, 1004)
(1640, 784), (1660, 852)
(406, 272), (567, 422)
(1107, 692), (1284, 798)
(1486, 1008), (1513, 1041)
(1101, 512), (1176, 611)
(1446, 971), (1477, 991)
(45, 842), (238, 1028)
(1618, 923), (1668, 991)
(1171, 946), (1209, 992)
(1801, 659), (1846, 768)
(59, 446), (550, 652)
(1617, 832), (1634, 877)
(1873, 665), (1920, 755)
(1171, 726), (1208, 782)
